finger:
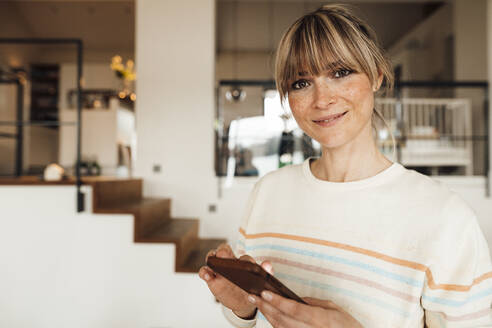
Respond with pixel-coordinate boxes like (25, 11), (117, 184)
(198, 266), (216, 282)
(216, 243), (235, 258)
(303, 297), (341, 311)
(249, 294), (309, 328)
(260, 261), (274, 275)
(205, 249), (217, 262)
(200, 266), (232, 289)
(259, 290), (315, 325)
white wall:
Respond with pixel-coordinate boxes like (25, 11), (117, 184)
(454, 0), (488, 175)
(0, 2), (40, 67)
(2, 2), (492, 326)
(0, 84), (17, 175)
(388, 4), (453, 86)
(59, 100), (136, 176)
(387, 1), (489, 175)
(434, 177), (492, 243)
(0, 179), (491, 327)
(58, 62), (124, 110)
(0, 81), (56, 176)
(56, 62), (135, 175)
(454, 0), (487, 81)
(0, 185), (231, 328)
(0, 3), (41, 174)
(59, 107), (118, 174)
(135, 0), (219, 232)
(216, 51), (273, 80)
(489, 0), (492, 190)
(28, 126), (59, 168)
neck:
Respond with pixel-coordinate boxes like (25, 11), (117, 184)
(311, 124), (392, 183)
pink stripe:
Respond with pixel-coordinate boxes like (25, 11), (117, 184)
(443, 307), (491, 322)
(256, 255), (420, 304)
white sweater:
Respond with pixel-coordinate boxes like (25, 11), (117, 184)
(222, 157), (492, 327)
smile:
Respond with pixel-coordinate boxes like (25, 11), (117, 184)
(313, 111), (348, 127)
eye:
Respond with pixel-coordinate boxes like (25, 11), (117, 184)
(333, 69), (353, 78)
(291, 79), (310, 90)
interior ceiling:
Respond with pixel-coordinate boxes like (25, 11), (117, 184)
(218, 0), (447, 52)
(0, 0), (135, 52)
(0, 0), (445, 54)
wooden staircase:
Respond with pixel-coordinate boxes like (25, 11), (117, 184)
(91, 178), (225, 273)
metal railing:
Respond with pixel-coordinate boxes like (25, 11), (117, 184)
(216, 79), (489, 196)
(375, 97), (474, 174)
(393, 81), (489, 195)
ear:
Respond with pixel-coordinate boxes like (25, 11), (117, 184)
(373, 70), (383, 92)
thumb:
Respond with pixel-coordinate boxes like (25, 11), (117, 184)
(261, 261), (274, 275)
(239, 254), (256, 263)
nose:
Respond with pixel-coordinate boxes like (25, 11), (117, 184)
(313, 80), (336, 109)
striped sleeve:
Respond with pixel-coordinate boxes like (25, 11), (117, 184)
(222, 180), (262, 327)
(221, 305), (257, 328)
(233, 179), (262, 258)
(422, 196), (492, 327)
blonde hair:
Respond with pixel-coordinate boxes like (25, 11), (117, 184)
(275, 4), (396, 158)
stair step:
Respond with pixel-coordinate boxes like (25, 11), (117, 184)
(95, 198), (172, 238)
(138, 218), (202, 271)
(94, 198), (169, 214)
(87, 179), (226, 274)
(92, 179), (143, 209)
(177, 238), (226, 273)
(138, 218), (199, 243)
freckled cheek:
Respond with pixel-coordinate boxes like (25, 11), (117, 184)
(341, 81), (368, 101)
(288, 96), (310, 121)
(341, 83), (374, 117)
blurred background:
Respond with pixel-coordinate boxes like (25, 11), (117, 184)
(0, 0), (491, 327)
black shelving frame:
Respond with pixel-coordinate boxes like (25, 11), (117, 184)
(0, 38), (85, 212)
(29, 63), (60, 123)
(0, 77), (23, 177)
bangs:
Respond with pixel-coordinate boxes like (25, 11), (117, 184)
(285, 15), (361, 82)
(276, 8), (383, 101)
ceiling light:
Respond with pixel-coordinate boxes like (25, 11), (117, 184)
(225, 87), (246, 102)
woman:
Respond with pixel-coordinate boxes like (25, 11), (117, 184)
(199, 4), (492, 327)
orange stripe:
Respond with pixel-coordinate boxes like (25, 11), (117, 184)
(239, 228), (492, 292)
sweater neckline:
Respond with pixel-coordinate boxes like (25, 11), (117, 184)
(302, 157), (403, 190)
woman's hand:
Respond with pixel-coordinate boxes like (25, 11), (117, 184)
(198, 243), (273, 319)
(248, 291), (363, 328)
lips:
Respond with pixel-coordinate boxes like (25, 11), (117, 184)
(313, 111), (347, 123)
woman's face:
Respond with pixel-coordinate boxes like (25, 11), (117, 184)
(287, 66), (379, 150)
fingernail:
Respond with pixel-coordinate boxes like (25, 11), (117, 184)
(261, 291), (272, 301)
(248, 295), (256, 304)
(204, 273), (210, 281)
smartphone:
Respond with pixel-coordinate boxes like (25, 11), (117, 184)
(206, 256), (307, 304)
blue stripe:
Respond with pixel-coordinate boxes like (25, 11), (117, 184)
(238, 240), (492, 309)
(276, 272), (411, 317)
(237, 240), (422, 287)
(258, 311), (267, 322)
(422, 287), (492, 307)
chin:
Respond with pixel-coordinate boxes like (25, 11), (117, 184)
(319, 141), (349, 150)
(313, 133), (350, 150)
